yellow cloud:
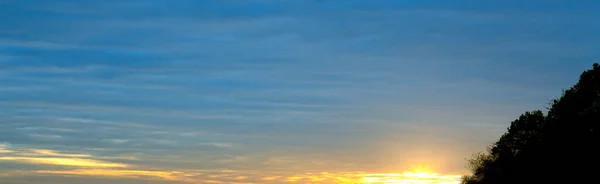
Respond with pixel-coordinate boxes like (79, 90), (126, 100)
(0, 157), (128, 168)
(307, 175), (328, 182)
(261, 176), (281, 181)
(252, 171), (463, 184)
(29, 149), (91, 157)
(35, 169), (185, 181)
(285, 176), (303, 182)
(0, 146), (129, 169)
(236, 176), (248, 180)
(202, 180), (223, 183)
(0, 144), (13, 153)
(0, 145), (195, 182)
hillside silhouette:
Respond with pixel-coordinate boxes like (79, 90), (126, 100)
(462, 63), (600, 184)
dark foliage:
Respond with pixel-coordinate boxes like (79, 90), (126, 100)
(462, 63), (600, 184)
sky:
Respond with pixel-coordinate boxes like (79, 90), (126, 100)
(1, 0), (600, 184)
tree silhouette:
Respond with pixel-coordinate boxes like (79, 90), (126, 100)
(462, 63), (600, 184)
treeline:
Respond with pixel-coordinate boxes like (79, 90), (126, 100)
(462, 63), (600, 184)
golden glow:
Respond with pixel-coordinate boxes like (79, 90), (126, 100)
(355, 165), (461, 184)
(359, 172), (462, 184)
(410, 165), (434, 174)
(0, 145), (464, 183)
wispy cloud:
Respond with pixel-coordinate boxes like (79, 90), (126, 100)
(0, 146), (126, 168)
(0, 144), (13, 153)
(35, 169), (186, 181)
(0, 157), (128, 168)
(0, 145), (194, 182)
(27, 149), (90, 157)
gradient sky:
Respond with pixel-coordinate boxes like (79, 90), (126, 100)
(1, 0), (600, 184)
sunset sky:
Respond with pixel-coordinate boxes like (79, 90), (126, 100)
(1, 0), (600, 183)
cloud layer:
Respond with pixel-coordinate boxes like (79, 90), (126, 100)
(2, 0), (600, 183)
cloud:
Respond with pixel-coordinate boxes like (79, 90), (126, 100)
(28, 149), (90, 157)
(261, 176), (281, 181)
(236, 176), (247, 180)
(285, 176), (303, 182)
(35, 169), (185, 181)
(0, 157), (128, 168)
(0, 143), (468, 183)
(28, 134), (62, 140)
(200, 142), (235, 148)
(0, 145), (193, 182)
(102, 139), (130, 144)
(0, 146), (126, 168)
(0, 144), (14, 153)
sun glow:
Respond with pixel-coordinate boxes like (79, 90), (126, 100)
(359, 166), (462, 184)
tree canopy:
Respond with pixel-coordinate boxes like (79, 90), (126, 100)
(462, 63), (600, 184)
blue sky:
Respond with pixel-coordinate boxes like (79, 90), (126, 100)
(1, 0), (599, 183)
